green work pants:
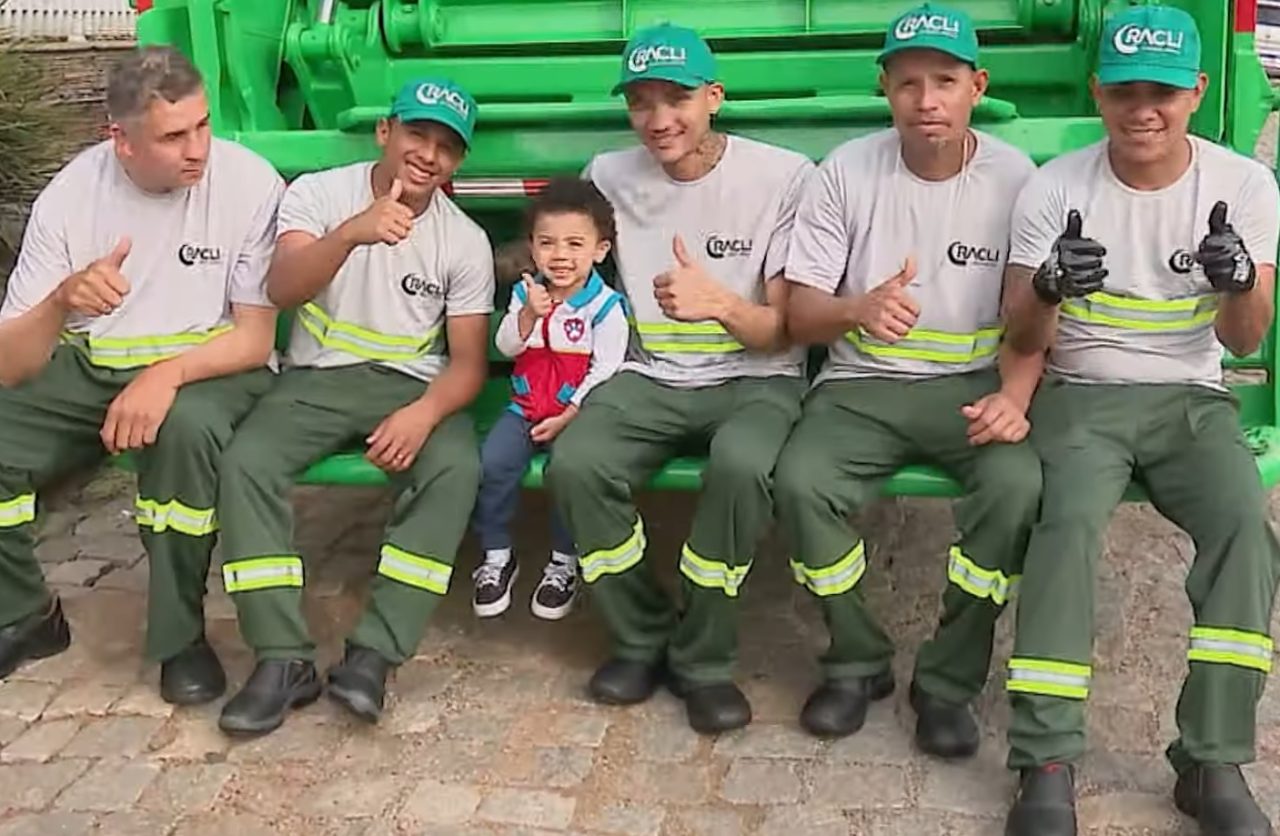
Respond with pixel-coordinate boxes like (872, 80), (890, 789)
(546, 371), (804, 684)
(217, 365), (480, 665)
(1007, 381), (1280, 773)
(773, 369), (1042, 702)
(0, 346), (271, 661)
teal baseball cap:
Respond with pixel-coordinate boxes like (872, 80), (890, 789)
(389, 77), (477, 146)
(612, 23), (717, 95)
(878, 2), (980, 68)
(1098, 5), (1201, 90)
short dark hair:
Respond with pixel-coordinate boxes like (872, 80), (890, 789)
(524, 177), (617, 244)
(106, 45), (204, 123)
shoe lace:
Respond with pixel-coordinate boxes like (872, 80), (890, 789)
(473, 558), (508, 587)
(540, 560), (576, 591)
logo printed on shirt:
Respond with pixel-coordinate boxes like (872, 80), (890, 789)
(401, 273), (444, 299)
(894, 13), (961, 41)
(415, 82), (471, 118)
(705, 234), (754, 260)
(946, 241), (1002, 268)
(1168, 249), (1196, 275)
(1113, 24), (1184, 56)
(177, 243), (224, 267)
(564, 318), (586, 343)
(628, 45), (687, 73)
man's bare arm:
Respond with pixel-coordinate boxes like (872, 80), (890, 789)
(1003, 264), (1059, 356)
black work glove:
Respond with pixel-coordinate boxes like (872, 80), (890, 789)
(1032, 209), (1108, 304)
(1197, 200), (1256, 294)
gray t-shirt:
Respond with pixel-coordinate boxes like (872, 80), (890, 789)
(585, 135), (813, 388)
(278, 162), (495, 383)
(1, 139), (283, 368)
(1009, 137), (1280, 390)
(788, 128), (1036, 383)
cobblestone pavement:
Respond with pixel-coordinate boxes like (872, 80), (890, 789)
(0, 467), (1278, 836)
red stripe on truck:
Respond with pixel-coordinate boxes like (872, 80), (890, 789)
(1237, 0), (1258, 32)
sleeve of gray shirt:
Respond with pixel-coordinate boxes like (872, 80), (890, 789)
(0, 187), (72, 323)
(1007, 167), (1067, 272)
(1235, 164), (1280, 269)
(230, 176), (286, 308)
(277, 173), (331, 239)
(785, 156), (851, 294)
(446, 227), (496, 317)
(763, 159), (817, 280)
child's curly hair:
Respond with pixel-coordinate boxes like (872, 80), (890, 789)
(524, 177), (617, 244)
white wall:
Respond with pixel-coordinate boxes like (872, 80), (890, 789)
(0, 0), (136, 41)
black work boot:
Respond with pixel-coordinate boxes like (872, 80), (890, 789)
(909, 680), (980, 759)
(326, 644), (393, 723)
(1174, 763), (1274, 836)
(669, 678), (752, 735)
(588, 658), (664, 705)
(799, 670), (895, 738)
(1005, 764), (1077, 836)
(160, 638), (226, 705)
(218, 659), (321, 737)
(0, 597), (71, 679)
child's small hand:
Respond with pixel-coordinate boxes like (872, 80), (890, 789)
(523, 273), (554, 319)
(531, 405), (577, 444)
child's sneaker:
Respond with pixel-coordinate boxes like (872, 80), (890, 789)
(473, 550), (518, 618)
(531, 553), (578, 621)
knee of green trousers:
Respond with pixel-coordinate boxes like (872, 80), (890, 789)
(545, 419), (638, 558)
(773, 443), (874, 574)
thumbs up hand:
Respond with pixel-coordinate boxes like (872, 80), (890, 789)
(852, 257), (920, 343)
(522, 273), (554, 318)
(1197, 200), (1256, 293)
(55, 236), (133, 318)
(1032, 209), (1108, 304)
(652, 234), (732, 322)
(340, 176), (414, 246)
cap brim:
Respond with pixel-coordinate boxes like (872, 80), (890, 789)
(392, 112), (472, 146)
(877, 42), (977, 68)
(611, 68), (707, 96)
(1097, 63), (1198, 90)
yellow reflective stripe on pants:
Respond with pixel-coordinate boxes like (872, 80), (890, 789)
(0, 493), (36, 529)
(377, 544), (452, 594)
(1061, 291), (1218, 332)
(633, 320), (745, 354)
(1188, 626), (1274, 673)
(298, 303), (443, 362)
(790, 541), (867, 597)
(223, 556), (304, 593)
(1006, 657), (1092, 700)
(679, 543), (750, 597)
(580, 517), (646, 583)
(62, 326), (232, 369)
(845, 325), (1002, 364)
(947, 546), (1018, 605)
(134, 496), (217, 536)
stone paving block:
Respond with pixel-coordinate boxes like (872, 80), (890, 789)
(1077, 751), (1171, 797)
(170, 812), (279, 836)
(0, 759), (91, 812)
(45, 559), (109, 588)
(947, 815), (1009, 836)
(665, 808), (748, 836)
(476, 788), (575, 830)
(43, 682), (128, 720)
(149, 713), (230, 762)
(441, 706), (520, 745)
(139, 764), (234, 814)
(1086, 704), (1161, 754)
(94, 561), (148, 592)
(718, 759), (803, 805)
(0, 812), (96, 836)
(411, 738), (499, 784)
(303, 774), (403, 819)
(60, 715), (163, 758)
(35, 536), (83, 565)
(225, 713), (344, 763)
(449, 665), (558, 707)
(383, 695), (445, 736)
(807, 762), (910, 810)
(498, 746), (596, 789)
(711, 723), (822, 760)
(510, 708), (613, 749)
(397, 779), (482, 827)
(605, 761), (712, 805)
(822, 705), (915, 766)
(95, 810), (181, 836)
(919, 751), (1016, 818)
(623, 715), (700, 764)
(110, 683), (175, 719)
(0, 717), (81, 763)
(1077, 793), (1183, 830)
(0, 681), (58, 722)
(855, 810), (952, 836)
(0, 715), (29, 746)
(55, 759), (161, 812)
(758, 806), (849, 836)
(573, 801), (664, 836)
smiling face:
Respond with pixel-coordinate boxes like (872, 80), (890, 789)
(112, 90), (211, 192)
(1092, 76), (1206, 167)
(881, 48), (986, 152)
(530, 210), (611, 292)
(623, 79), (724, 168)
(375, 118), (467, 200)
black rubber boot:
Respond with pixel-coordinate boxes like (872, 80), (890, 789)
(909, 680), (980, 759)
(588, 658), (664, 705)
(326, 644), (393, 723)
(1005, 764), (1078, 836)
(160, 638), (226, 706)
(670, 679), (752, 735)
(1174, 763), (1274, 836)
(0, 598), (71, 680)
(799, 670), (895, 738)
(218, 659), (321, 737)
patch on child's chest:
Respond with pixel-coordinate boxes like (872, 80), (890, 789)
(563, 317), (586, 343)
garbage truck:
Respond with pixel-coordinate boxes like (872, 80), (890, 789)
(127, 0), (1280, 498)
